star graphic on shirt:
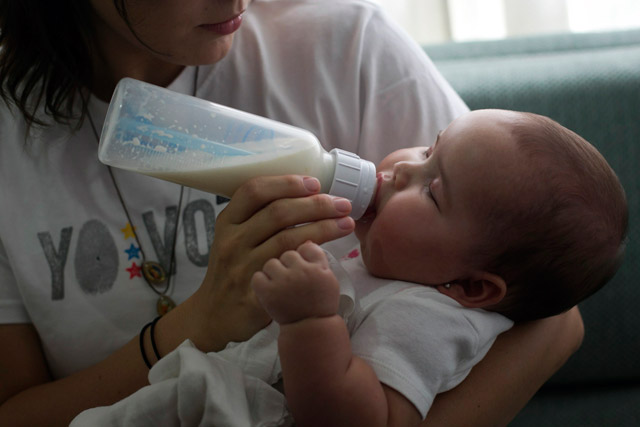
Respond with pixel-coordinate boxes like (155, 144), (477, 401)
(124, 243), (141, 260)
(126, 262), (143, 279)
(121, 223), (137, 240)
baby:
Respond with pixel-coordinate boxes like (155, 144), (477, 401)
(251, 109), (628, 425)
(72, 109), (626, 427)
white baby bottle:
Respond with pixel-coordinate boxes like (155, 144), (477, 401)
(98, 78), (376, 219)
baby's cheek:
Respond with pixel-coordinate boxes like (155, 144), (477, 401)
(361, 237), (389, 278)
(362, 220), (406, 278)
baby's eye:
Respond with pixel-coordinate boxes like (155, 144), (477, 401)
(425, 181), (439, 209)
(423, 146), (433, 159)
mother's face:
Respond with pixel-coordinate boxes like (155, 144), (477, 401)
(90, 0), (250, 65)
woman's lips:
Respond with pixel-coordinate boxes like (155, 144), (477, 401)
(199, 12), (244, 35)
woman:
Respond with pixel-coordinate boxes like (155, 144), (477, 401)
(0, 0), (583, 425)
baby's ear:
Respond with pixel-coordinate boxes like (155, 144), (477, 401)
(437, 272), (506, 308)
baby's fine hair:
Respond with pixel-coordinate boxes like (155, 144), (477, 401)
(480, 112), (628, 322)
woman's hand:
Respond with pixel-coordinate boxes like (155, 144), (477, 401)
(186, 175), (355, 350)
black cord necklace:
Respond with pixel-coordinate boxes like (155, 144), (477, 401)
(86, 67), (199, 316)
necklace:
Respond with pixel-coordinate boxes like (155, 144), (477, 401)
(86, 67), (199, 316)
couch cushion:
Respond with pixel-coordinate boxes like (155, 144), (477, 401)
(510, 384), (640, 426)
(425, 28), (640, 60)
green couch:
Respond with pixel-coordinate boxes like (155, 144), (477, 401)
(424, 29), (640, 426)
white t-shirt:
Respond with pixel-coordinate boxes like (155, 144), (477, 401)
(339, 250), (513, 418)
(0, 0), (468, 378)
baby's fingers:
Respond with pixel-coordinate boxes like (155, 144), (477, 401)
(297, 241), (329, 267)
(261, 257), (287, 280)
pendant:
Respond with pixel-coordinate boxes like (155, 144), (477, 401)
(157, 295), (176, 316)
(142, 261), (167, 285)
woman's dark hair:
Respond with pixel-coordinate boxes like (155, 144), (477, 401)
(0, 1), (132, 130)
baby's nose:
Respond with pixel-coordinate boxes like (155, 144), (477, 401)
(393, 161), (420, 189)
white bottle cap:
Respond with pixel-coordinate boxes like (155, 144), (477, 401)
(328, 149), (377, 220)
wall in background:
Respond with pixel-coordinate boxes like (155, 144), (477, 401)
(373, 0), (640, 44)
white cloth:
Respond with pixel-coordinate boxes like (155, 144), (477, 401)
(71, 250), (512, 425)
(71, 325), (292, 427)
(0, 0), (468, 378)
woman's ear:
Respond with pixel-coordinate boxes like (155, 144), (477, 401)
(438, 272), (507, 308)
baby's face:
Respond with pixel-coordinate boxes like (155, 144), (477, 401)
(355, 109), (527, 285)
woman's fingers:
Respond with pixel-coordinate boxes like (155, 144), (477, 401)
(220, 175), (322, 224)
(252, 215), (354, 266)
(244, 192), (352, 247)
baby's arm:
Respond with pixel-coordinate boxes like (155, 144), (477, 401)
(251, 241), (420, 426)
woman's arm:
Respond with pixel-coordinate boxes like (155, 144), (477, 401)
(0, 175), (355, 427)
(423, 306), (584, 426)
(0, 322), (162, 427)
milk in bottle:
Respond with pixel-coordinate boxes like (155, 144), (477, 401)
(98, 78), (376, 219)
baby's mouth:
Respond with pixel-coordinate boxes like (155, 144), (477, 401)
(359, 172), (386, 223)
(357, 205), (377, 224)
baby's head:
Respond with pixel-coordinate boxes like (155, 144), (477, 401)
(355, 109), (627, 322)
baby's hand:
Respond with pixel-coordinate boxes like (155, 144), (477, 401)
(251, 241), (340, 325)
